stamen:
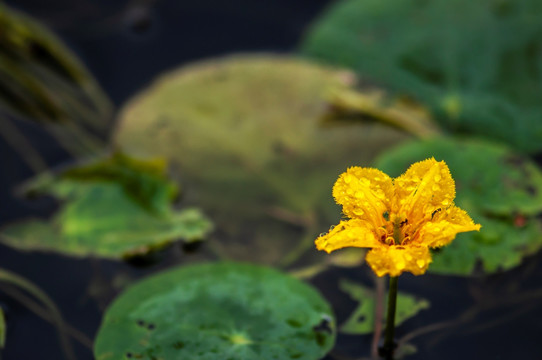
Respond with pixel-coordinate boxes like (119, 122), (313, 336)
(384, 236), (395, 245)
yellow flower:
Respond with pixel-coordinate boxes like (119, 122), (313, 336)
(315, 158), (480, 277)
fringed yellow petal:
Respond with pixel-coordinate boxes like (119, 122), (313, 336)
(394, 158), (455, 222)
(316, 158), (481, 277)
(420, 205), (481, 248)
(366, 245), (432, 277)
(332, 167), (393, 229)
(315, 219), (380, 253)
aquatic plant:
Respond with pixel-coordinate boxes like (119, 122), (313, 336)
(301, 0), (542, 153)
(316, 158), (480, 276)
(316, 158), (480, 358)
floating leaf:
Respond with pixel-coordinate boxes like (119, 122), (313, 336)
(300, 0), (542, 153)
(94, 262), (336, 360)
(61, 152), (178, 215)
(375, 137), (542, 275)
(114, 55), (409, 264)
(0, 155), (212, 259)
(325, 87), (441, 139)
(339, 279), (429, 335)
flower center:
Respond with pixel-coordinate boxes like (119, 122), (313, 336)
(380, 212), (410, 246)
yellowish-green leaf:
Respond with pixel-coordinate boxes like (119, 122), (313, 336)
(114, 55), (409, 264)
(0, 154), (212, 259)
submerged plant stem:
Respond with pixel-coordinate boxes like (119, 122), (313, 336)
(371, 275), (385, 359)
(278, 212), (317, 268)
(382, 276), (398, 360)
(0, 269), (76, 360)
(0, 117), (48, 173)
(0, 284), (93, 348)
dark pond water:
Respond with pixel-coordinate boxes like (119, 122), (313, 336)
(1, 1), (542, 359)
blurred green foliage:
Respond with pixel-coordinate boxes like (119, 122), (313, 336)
(94, 262), (336, 360)
(114, 55), (409, 265)
(0, 154), (212, 259)
(0, 3), (111, 126)
(62, 152), (178, 215)
(376, 137), (542, 275)
(339, 279), (429, 335)
(301, 0), (542, 153)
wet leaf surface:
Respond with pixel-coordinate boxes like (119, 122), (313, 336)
(94, 262), (336, 360)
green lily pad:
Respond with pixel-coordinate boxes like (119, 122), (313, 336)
(300, 0), (542, 153)
(339, 279), (429, 335)
(94, 262), (336, 360)
(375, 137), (542, 275)
(0, 154), (212, 259)
(113, 55), (408, 264)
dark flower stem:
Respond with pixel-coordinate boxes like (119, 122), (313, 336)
(382, 276), (398, 360)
